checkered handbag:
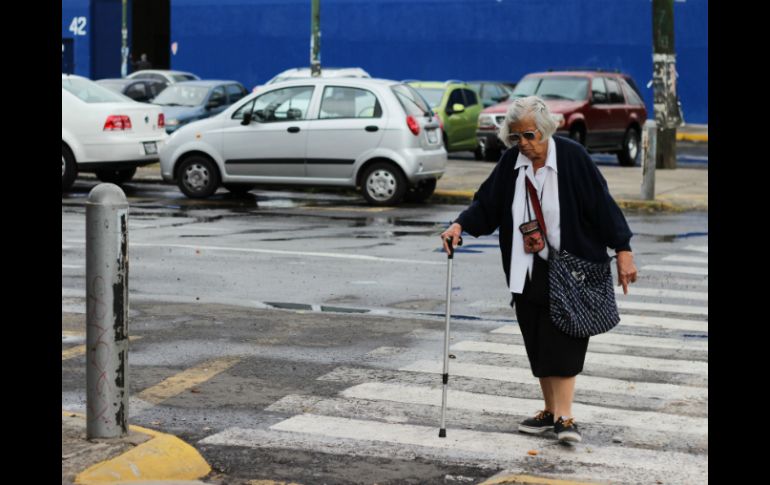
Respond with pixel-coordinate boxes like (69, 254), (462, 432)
(525, 178), (619, 338)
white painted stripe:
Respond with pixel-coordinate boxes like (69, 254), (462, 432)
(619, 314), (707, 332)
(451, 341), (707, 375)
(666, 277), (708, 287)
(616, 300), (707, 316)
(490, 325), (707, 351)
(663, 255), (708, 264)
(65, 240), (443, 266)
(684, 245), (708, 254)
(401, 360), (707, 401)
(199, 425), (707, 484)
(62, 264), (83, 269)
(642, 265), (708, 276)
(614, 287), (707, 301)
(340, 383), (707, 436)
(261, 415), (708, 478)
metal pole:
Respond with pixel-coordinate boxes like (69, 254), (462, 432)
(120, 0), (128, 77)
(310, 0), (321, 77)
(86, 184), (130, 439)
(652, 0), (680, 169)
(641, 120), (657, 200)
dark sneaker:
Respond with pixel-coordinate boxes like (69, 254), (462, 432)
(518, 410), (555, 434)
(554, 416), (582, 443)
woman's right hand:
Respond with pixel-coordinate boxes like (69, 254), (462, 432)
(440, 223), (463, 254)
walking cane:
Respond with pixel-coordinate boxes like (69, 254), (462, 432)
(439, 234), (462, 438)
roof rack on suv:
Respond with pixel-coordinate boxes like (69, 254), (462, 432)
(546, 67), (621, 73)
(444, 79), (465, 85)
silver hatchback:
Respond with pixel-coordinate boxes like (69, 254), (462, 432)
(159, 78), (447, 205)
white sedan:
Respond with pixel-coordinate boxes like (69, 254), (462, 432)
(62, 74), (168, 191)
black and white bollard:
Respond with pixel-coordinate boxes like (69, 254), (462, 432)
(86, 183), (129, 439)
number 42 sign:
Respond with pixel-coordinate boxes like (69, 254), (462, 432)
(69, 17), (87, 36)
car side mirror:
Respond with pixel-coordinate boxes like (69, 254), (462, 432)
(451, 103), (466, 114)
(241, 112), (253, 125)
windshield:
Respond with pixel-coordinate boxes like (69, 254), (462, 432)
(512, 76), (588, 102)
(62, 77), (131, 103)
(411, 88), (444, 109)
(152, 85), (210, 107)
(392, 84), (431, 116)
(97, 82), (127, 93)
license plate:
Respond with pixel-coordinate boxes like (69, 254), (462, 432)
(143, 142), (157, 155)
(427, 130), (438, 144)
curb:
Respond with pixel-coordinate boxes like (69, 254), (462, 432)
(479, 473), (606, 485)
(65, 412), (211, 485)
(676, 133), (708, 142)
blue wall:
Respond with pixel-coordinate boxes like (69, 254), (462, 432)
(62, 0), (708, 123)
(62, 0), (91, 77)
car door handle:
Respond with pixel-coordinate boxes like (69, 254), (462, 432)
(365, 126), (379, 132)
(287, 127), (300, 133)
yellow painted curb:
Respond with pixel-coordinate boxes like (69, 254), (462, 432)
(480, 473), (605, 485)
(676, 133), (708, 142)
(64, 412), (211, 484)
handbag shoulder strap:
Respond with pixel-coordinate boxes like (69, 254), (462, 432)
(525, 176), (548, 240)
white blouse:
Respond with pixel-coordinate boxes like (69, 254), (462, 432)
(509, 136), (561, 294)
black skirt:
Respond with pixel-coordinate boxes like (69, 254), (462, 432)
(512, 254), (589, 378)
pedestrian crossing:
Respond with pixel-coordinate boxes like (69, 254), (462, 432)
(198, 244), (708, 483)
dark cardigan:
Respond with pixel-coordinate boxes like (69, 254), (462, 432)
(455, 136), (633, 287)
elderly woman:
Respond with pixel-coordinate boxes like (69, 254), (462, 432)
(440, 96), (637, 444)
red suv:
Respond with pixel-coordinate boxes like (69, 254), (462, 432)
(475, 70), (647, 166)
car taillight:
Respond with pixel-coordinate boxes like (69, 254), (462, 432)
(158, 113), (165, 128)
(406, 115), (420, 136)
(103, 115), (132, 131)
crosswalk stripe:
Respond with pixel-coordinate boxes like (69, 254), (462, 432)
(642, 265), (708, 276)
(400, 360), (707, 401)
(451, 341), (707, 375)
(62, 336), (143, 361)
(490, 325), (707, 351)
(614, 287), (707, 301)
(339, 382), (707, 436)
(684, 245), (708, 254)
(618, 314), (708, 332)
(663, 255), (708, 264)
(200, 423), (707, 484)
(616, 300), (707, 316)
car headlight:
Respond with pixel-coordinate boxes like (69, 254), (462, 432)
(166, 118), (180, 126)
(477, 115), (495, 129)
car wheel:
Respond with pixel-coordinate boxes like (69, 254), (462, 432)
(404, 178), (437, 203)
(474, 145), (484, 161)
(617, 127), (641, 166)
(95, 167), (137, 185)
(62, 145), (77, 192)
(569, 125), (586, 146)
(361, 162), (407, 206)
(224, 184), (256, 196)
(177, 156), (220, 198)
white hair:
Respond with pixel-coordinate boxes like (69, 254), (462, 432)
(498, 95), (559, 148)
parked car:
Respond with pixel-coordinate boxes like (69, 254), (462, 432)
(126, 69), (200, 84)
(160, 78), (445, 205)
(62, 74), (168, 191)
(254, 67), (371, 91)
(96, 78), (168, 103)
(467, 81), (514, 108)
(475, 70), (647, 165)
(408, 81), (483, 153)
(152, 81), (249, 133)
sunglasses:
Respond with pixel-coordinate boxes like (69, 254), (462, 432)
(507, 129), (539, 144)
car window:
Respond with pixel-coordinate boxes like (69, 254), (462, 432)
(448, 89), (464, 107)
(591, 77), (608, 104)
(605, 78), (624, 104)
(392, 84), (431, 116)
(462, 89), (479, 106)
(62, 77), (131, 103)
(511, 77), (541, 98)
(126, 82), (147, 100)
(152, 85), (210, 107)
(150, 82), (166, 97)
(619, 78), (644, 106)
(233, 86), (314, 122)
(319, 86), (382, 119)
(226, 84), (246, 103)
(411, 87), (444, 109)
(530, 77), (589, 101)
(210, 87), (226, 106)
(172, 74), (198, 82)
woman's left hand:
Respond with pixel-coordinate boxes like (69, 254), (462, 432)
(616, 251), (638, 295)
